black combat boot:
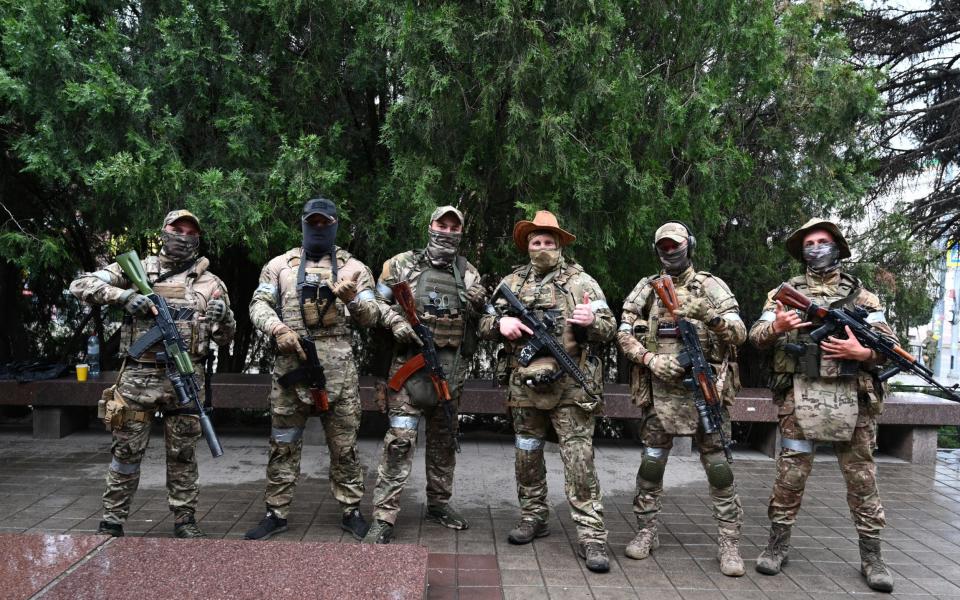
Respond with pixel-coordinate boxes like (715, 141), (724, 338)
(173, 515), (206, 539)
(96, 521), (124, 537)
(340, 508), (370, 540)
(508, 517), (550, 544)
(244, 511), (288, 540)
(859, 537), (894, 592)
(756, 523), (791, 575)
(578, 542), (610, 573)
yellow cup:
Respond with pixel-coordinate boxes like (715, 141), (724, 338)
(76, 363), (89, 382)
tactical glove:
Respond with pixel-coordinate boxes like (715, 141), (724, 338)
(332, 272), (361, 303)
(673, 297), (718, 324)
(121, 291), (155, 316)
(647, 353), (685, 381)
(273, 324), (306, 360)
(466, 283), (487, 310)
(617, 331), (646, 364)
(391, 321), (423, 346)
(205, 298), (229, 322)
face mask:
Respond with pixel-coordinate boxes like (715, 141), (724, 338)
(657, 240), (690, 275)
(529, 248), (561, 274)
(160, 231), (199, 262)
(425, 229), (462, 267)
(302, 220), (338, 260)
(803, 242), (840, 274)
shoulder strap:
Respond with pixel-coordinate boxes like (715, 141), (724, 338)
(154, 259), (198, 284)
(453, 255), (468, 303)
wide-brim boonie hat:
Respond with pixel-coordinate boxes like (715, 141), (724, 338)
(512, 210), (576, 251)
(785, 217), (851, 262)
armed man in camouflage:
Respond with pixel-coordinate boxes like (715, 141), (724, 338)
(923, 330), (938, 371)
(478, 210), (615, 573)
(244, 198), (380, 541)
(70, 210), (235, 539)
(616, 221), (746, 577)
(750, 218), (895, 592)
(362, 206), (487, 544)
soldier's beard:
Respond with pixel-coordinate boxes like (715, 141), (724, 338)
(425, 230), (461, 267)
(160, 232), (199, 263)
(529, 249), (561, 274)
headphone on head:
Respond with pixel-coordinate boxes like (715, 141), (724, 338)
(652, 220), (696, 258)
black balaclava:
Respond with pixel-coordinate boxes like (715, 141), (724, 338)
(302, 197), (338, 260)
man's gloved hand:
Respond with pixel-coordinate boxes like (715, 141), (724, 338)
(673, 296), (717, 324)
(205, 299), (229, 322)
(617, 331), (646, 364)
(391, 321), (423, 346)
(466, 282), (487, 310)
(122, 291), (155, 316)
(332, 272), (361, 303)
(647, 353), (685, 381)
(273, 324), (306, 361)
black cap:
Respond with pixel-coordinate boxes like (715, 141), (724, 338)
(302, 197), (337, 221)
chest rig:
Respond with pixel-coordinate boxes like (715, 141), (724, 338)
(773, 272), (861, 381)
(279, 249), (351, 338)
(508, 262), (582, 353)
(643, 273), (722, 364)
(121, 256), (211, 360)
(411, 253), (467, 349)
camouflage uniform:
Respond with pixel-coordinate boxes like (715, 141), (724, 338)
(479, 257), (615, 545)
(750, 268), (891, 538)
(618, 266), (746, 547)
(248, 247), (380, 518)
(70, 252), (234, 527)
(923, 332), (938, 371)
(371, 249), (482, 525)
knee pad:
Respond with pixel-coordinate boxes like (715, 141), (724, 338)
(704, 453), (734, 489)
(638, 447), (668, 486)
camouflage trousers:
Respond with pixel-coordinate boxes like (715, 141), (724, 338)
(103, 363), (202, 525)
(634, 405), (742, 537)
(769, 412), (885, 538)
(264, 364), (364, 519)
(512, 405), (607, 544)
(370, 391), (460, 525)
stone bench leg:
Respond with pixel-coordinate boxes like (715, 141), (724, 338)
(747, 422), (780, 458)
(33, 407), (89, 439)
(877, 425), (938, 465)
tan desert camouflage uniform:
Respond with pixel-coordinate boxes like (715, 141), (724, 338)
(478, 258), (615, 544)
(618, 266), (746, 541)
(750, 269), (893, 538)
(70, 254), (235, 526)
(249, 247), (379, 518)
(371, 249), (483, 524)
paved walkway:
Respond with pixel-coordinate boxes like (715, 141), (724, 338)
(2, 428), (960, 599)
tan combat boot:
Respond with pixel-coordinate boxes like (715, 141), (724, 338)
(717, 531), (745, 577)
(625, 525), (659, 560)
(859, 537), (894, 593)
(756, 523), (791, 575)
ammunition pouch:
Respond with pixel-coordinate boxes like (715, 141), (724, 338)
(403, 348), (457, 410)
(101, 387), (151, 432)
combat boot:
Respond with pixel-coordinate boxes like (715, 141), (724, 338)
(756, 523), (791, 575)
(577, 542), (610, 573)
(507, 518), (549, 544)
(859, 537), (894, 593)
(244, 511), (288, 540)
(425, 504), (470, 530)
(717, 532), (745, 577)
(362, 520), (394, 544)
(96, 521), (124, 537)
(173, 515), (206, 539)
(340, 508), (369, 540)
(625, 525), (659, 560)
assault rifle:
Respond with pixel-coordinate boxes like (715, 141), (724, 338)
(278, 336), (329, 412)
(651, 275), (732, 461)
(493, 283), (600, 400)
(387, 281), (460, 452)
(117, 251), (224, 458)
(773, 283), (960, 401)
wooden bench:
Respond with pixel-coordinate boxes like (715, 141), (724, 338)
(1, 374), (956, 465)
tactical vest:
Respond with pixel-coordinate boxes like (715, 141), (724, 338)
(413, 258), (466, 349)
(641, 272), (726, 364)
(771, 272), (861, 384)
(279, 249), (352, 338)
(508, 262), (583, 344)
(121, 256), (212, 361)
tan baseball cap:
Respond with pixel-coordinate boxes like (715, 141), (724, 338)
(162, 209), (202, 233)
(430, 205), (464, 225)
(654, 222), (690, 244)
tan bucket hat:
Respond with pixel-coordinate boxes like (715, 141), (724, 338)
(512, 210), (576, 251)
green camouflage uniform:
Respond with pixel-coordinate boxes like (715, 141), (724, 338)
(923, 332), (938, 370)
(70, 255), (235, 525)
(371, 250), (483, 524)
(617, 266), (746, 540)
(478, 258), (615, 544)
(750, 269), (892, 538)
(249, 247), (380, 518)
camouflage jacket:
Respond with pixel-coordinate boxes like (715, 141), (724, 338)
(618, 266), (745, 433)
(478, 258), (615, 408)
(923, 336), (938, 360)
(249, 247), (380, 340)
(377, 249), (484, 350)
(70, 255), (234, 361)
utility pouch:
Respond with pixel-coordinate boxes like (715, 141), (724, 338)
(302, 298), (320, 328)
(796, 342), (820, 378)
